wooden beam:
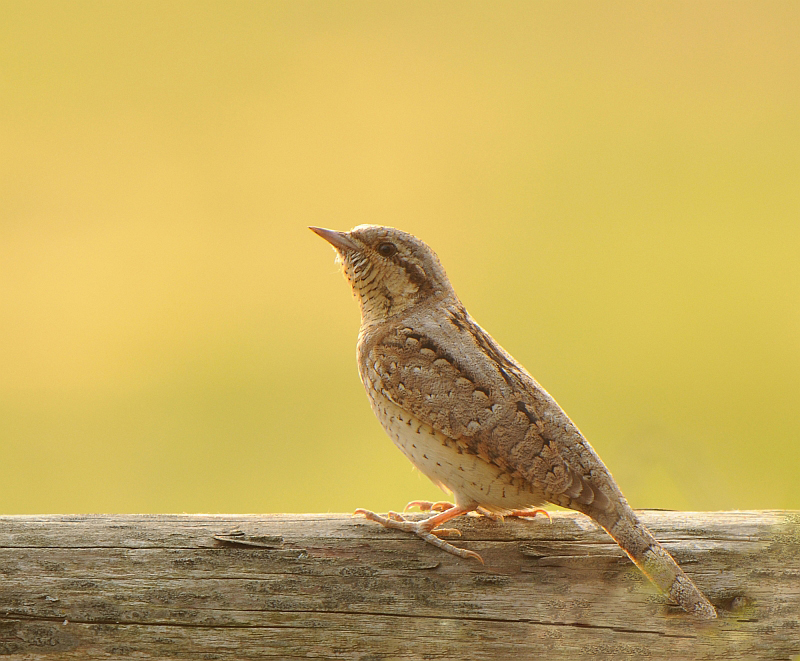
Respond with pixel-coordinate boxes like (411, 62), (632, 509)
(0, 511), (798, 659)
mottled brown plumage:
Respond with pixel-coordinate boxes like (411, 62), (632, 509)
(311, 224), (716, 619)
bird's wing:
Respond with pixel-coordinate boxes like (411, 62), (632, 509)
(368, 316), (610, 510)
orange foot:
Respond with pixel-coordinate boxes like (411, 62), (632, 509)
(355, 505), (483, 563)
(404, 500), (454, 513)
(500, 508), (552, 522)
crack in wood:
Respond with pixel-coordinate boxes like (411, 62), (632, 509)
(0, 610), (697, 639)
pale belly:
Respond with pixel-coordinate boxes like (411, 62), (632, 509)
(368, 392), (545, 512)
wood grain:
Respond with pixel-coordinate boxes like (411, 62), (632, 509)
(0, 510), (798, 659)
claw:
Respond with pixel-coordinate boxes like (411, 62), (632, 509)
(464, 549), (485, 564)
(506, 508), (551, 522)
(476, 507), (504, 522)
(431, 527), (461, 538)
(404, 500), (455, 513)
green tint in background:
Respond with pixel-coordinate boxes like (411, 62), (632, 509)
(1, 1), (798, 514)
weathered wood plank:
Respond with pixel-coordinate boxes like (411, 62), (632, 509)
(0, 511), (798, 659)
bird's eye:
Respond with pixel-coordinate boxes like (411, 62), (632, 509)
(377, 242), (397, 257)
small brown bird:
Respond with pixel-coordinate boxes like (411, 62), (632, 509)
(311, 224), (716, 619)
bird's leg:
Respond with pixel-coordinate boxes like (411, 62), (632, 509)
(355, 506), (483, 562)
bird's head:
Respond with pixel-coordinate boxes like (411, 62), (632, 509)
(310, 225), (456, 325)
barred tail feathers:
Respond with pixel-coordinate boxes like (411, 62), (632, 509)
(588, 504), (717, 619)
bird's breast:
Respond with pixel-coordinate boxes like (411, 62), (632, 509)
(360, 370), (545, 512)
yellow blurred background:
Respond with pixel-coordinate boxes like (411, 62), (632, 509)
(1, 1), (798, 514)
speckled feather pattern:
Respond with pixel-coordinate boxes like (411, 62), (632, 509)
(359, 302), (613, 513)
(313, 224), (716, 619)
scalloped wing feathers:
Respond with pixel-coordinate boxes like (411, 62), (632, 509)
(359, 302), (613, 513)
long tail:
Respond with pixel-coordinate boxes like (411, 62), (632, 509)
(579, 501), (717, 619)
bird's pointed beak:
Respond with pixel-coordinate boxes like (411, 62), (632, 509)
(309, 226), (360, 252)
